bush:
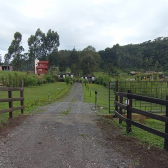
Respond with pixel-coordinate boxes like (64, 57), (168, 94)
(45, 75), (54, 83)
(24, 76), (37, 86)
(58, 78), (65, 82)
(97, 76), (103, 85)
(52, 74), (59, 81)
(65, 76), (71, 85)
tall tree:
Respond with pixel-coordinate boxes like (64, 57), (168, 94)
(7, 32), (24, 70)
(69, 48), (80, 76)
(80, 46), (101, 75)
(0, 54), (2, 65)
(28, 28), (60, 62)
(58, 50), (67, 72)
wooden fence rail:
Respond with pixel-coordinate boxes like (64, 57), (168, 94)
(0, 81), (24, 118)
(114, 89), (168, 151)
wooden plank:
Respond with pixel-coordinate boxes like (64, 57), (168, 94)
(119, 95), (123, 124)
(20, 80), (24, 114)
(114, 101), (127, 110)
(127, 93), (168, 105)
(0, 87), (24, 91)
(115, 92), (127, 97)
(164, 95), (168, 150)
(130, 107), (168, 123)
(115, 110), (127, 122)
(127, 90), (132, 133)
(8, 88), (13, 119)
(126, 119), (168, 140)
(0, 97), (24, 102)
(0, 106), (25, 114)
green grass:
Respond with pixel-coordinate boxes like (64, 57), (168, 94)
(61, 108), (70, 115)
(82, 83), (109, 114)
(0, 82), (72, 125)
(93, 71), (104, 77)
(113, 119), (165, 149)
(82, 82), (166, 149)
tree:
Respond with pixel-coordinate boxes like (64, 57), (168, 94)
(45, 29), (60, 55)
(0, 54), (2, 65)
(7, 32), (24, 70)
(58, 50), (67, 72)
(28, 28), (45, 61)
(69, 48), (80, 76)
(80, 46), (101, 75)
(28, 28), (60, 62)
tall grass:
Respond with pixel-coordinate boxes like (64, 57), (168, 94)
(0, 71), (55, 87)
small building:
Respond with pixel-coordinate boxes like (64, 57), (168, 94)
(58, 72), (74, 78)
(0, 65), (13, 71)
(81, 75), (95, 81)
(36, 61), (49, 75)
(130, 71), (140, 75)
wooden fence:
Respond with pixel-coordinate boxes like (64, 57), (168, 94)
(114, 89), (168, 151)
(0, 81), (24, 118)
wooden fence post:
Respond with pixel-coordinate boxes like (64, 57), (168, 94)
(127, 90), (132, 133)
(119, 94), (123, 124)
(164, 95), (168, 150)
(8, 85), (13, 119)
(115, 81), (118, 117)
(95, 91), (97, 109)
(20, 80), (24, 114)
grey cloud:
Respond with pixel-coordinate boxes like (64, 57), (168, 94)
(0, 0), (168, 60)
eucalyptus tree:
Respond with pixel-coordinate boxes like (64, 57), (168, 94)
(28, 28), (60, 62)
(6, 32), (24, 70)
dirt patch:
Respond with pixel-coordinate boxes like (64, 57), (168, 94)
(0, 115), (30, 138)
(97, 117), (168, 168)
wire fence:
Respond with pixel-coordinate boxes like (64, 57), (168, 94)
(109, 81), (168, 114)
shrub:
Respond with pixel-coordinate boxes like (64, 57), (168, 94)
(65, 76), (71, 85)
(24, 76), (37, 86)
(58, 78), (65, 82)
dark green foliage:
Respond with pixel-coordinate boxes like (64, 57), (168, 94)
(58, 78), (65, 82)
(5, 32), (24, 71)
(99, 37), (168, 72)
(24, 76), (37, 86)
(44, 74), (55, 83)
(69, 48), (80, 76)
(80, 45), (101, 75)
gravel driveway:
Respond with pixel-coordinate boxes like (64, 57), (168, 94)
(0, 83), (133, 168)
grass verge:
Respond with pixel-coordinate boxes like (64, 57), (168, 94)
(111, 118), (165, 149)
(0, 82), (73, 125)
(82, 83), (109, 114)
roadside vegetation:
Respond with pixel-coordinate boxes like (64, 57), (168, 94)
(0, 82), (72, 126)
(82, 82), (166, 149)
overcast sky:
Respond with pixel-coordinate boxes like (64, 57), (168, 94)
(0, 0), (168, 61)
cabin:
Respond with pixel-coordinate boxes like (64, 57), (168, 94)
(0, 64), (13, 71)
(36, 61), (49, 75)
(58, 72), (74, 78)
(81, 75), (95, 81)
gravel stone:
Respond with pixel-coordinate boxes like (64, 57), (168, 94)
(0, 83), (133, 168)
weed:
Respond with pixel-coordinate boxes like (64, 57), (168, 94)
(61, 108), (70, 116)
(134, 159), (140, 166)
(71, 99), (75, 102)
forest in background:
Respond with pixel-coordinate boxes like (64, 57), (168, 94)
(0, 28), (168, 76)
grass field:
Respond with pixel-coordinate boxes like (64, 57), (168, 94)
(82, 83), (109, 114)
(112, 119), (165, 149)
(82, 83), (166, 149)
(0, 82), (72, 125)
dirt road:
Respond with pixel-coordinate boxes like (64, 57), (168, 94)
(0, 83), (134, 168)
